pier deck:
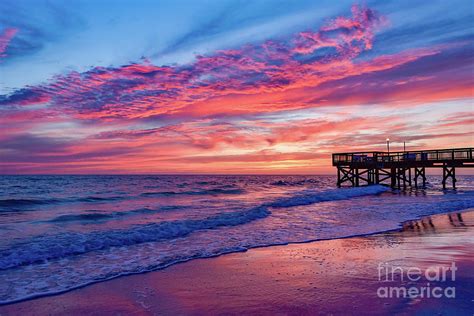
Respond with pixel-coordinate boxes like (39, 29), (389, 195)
(332, 147), (474, 189)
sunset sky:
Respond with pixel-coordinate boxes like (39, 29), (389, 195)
(0, 0), (473, 174)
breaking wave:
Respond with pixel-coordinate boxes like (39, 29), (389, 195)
(0, 185), (388, 271)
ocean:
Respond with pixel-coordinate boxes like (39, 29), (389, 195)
(0, 175), (473, 304)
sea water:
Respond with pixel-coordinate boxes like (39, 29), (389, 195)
(0, 175), (473, 303)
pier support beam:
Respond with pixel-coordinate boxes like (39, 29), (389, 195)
(337, 167), (341, 188)
(337, 167), (376, 187)
(414, 167), (426, 188)
(396, 168), (410, 189)
(442, 166), (456, 189)
(390, 168), (396, 188)
(337, 167), (355, 187)
(367, 169), (375, 185)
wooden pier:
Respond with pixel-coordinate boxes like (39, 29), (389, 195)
(332, 148), (474, 189)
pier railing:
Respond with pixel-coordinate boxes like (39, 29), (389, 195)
(333, 148), (474, 166)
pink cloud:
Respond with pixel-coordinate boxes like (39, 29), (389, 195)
(3, 5), (469, 124)
(1, 5), (390, 119)
(294, 5), (387, 55)
(0, 28), (18, 58)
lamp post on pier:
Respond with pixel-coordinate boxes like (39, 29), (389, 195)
(386, 138), (390, 154)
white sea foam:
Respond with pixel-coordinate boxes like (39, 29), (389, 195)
(269, 185), (389, 208)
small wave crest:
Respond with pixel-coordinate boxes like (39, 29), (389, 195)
(75, 196), (124, 202)
(269, 185), (389, 208)
(141, 188), (244, 197)
(0, 196), (125, 209)
(43, 206), (185, 223)
(271, 179), (320, 186)
(46, 213), (114, 223)
(0, 198), (60, 208)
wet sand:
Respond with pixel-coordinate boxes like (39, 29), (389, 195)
(1, 210), (473, 315)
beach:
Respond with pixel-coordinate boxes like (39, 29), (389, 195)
(2, 0), (473, 313)
(1, 209), (472, 315)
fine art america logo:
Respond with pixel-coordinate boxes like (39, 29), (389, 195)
(377, 262), (457, 299)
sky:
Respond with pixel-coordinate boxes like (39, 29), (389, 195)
(0, 0), (473, 174)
